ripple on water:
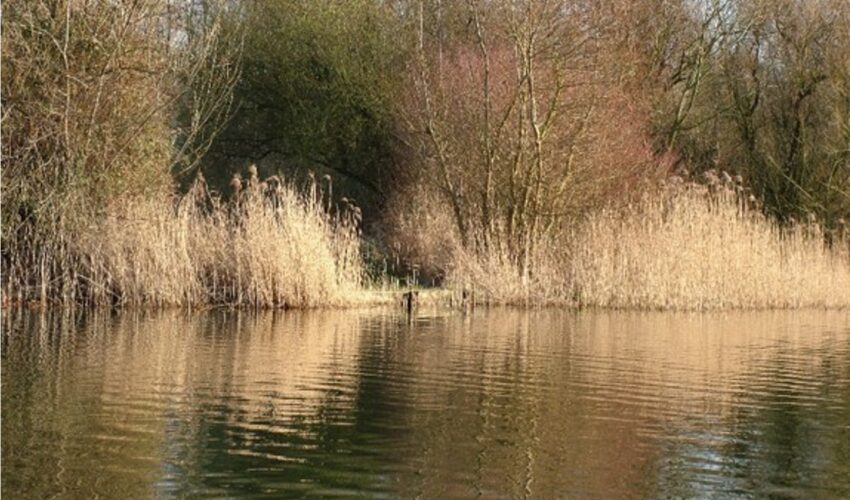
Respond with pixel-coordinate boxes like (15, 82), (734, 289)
(2, 309), (850, 498)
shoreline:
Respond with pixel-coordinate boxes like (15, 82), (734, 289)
(4, 288), (849, 313)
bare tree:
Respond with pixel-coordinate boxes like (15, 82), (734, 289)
(399, 0), (660, 279)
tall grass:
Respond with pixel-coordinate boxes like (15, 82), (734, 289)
(3, 176), (364, 308)
(447, 181), (850, 309)
(6, 174), (849, 310)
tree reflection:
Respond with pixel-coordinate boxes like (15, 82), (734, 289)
(2, 309), (849, 498)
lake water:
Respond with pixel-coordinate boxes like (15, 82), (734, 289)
(2, 309), (849, 498)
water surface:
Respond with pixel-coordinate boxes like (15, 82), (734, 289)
(3, 309), (850, 498)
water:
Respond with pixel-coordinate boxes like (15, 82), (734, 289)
(2, 309), (849, 498)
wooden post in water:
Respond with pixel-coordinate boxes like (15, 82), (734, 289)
(461, 287), (475, 312)
(403, 290), (418, 316)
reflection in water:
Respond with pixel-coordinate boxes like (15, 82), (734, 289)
(2, 309), (849, 498)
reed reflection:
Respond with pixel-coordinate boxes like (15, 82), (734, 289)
(2, 309), (848, 498)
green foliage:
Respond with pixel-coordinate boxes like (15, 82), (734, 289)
(651, 0), (850, 225)
(207, 0), (409, 212)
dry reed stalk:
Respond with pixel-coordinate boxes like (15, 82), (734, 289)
(6, 176), (849, 310)
(5, 177), (365, 308)
(448, 183), (850, 309)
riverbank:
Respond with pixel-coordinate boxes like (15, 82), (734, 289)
(4, 178), (849, 311)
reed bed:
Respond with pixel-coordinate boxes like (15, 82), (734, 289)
(448, 183), (850, 309)
(567, 184), (850, 309)
(5, 175), (849, 310)
(447, 235), (567, 305)
(3, 176), (365, 308)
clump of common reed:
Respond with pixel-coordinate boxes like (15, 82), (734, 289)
(445, 176), (850, 309)
(446, 225), (569, 305)
(185, 173), (364, 307)
(381, 189), (460, 283)
(566, 180), (850, 309)
(4, 173), (365, 308)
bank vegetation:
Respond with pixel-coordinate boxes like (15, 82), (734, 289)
(3, 0), (849, 310)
